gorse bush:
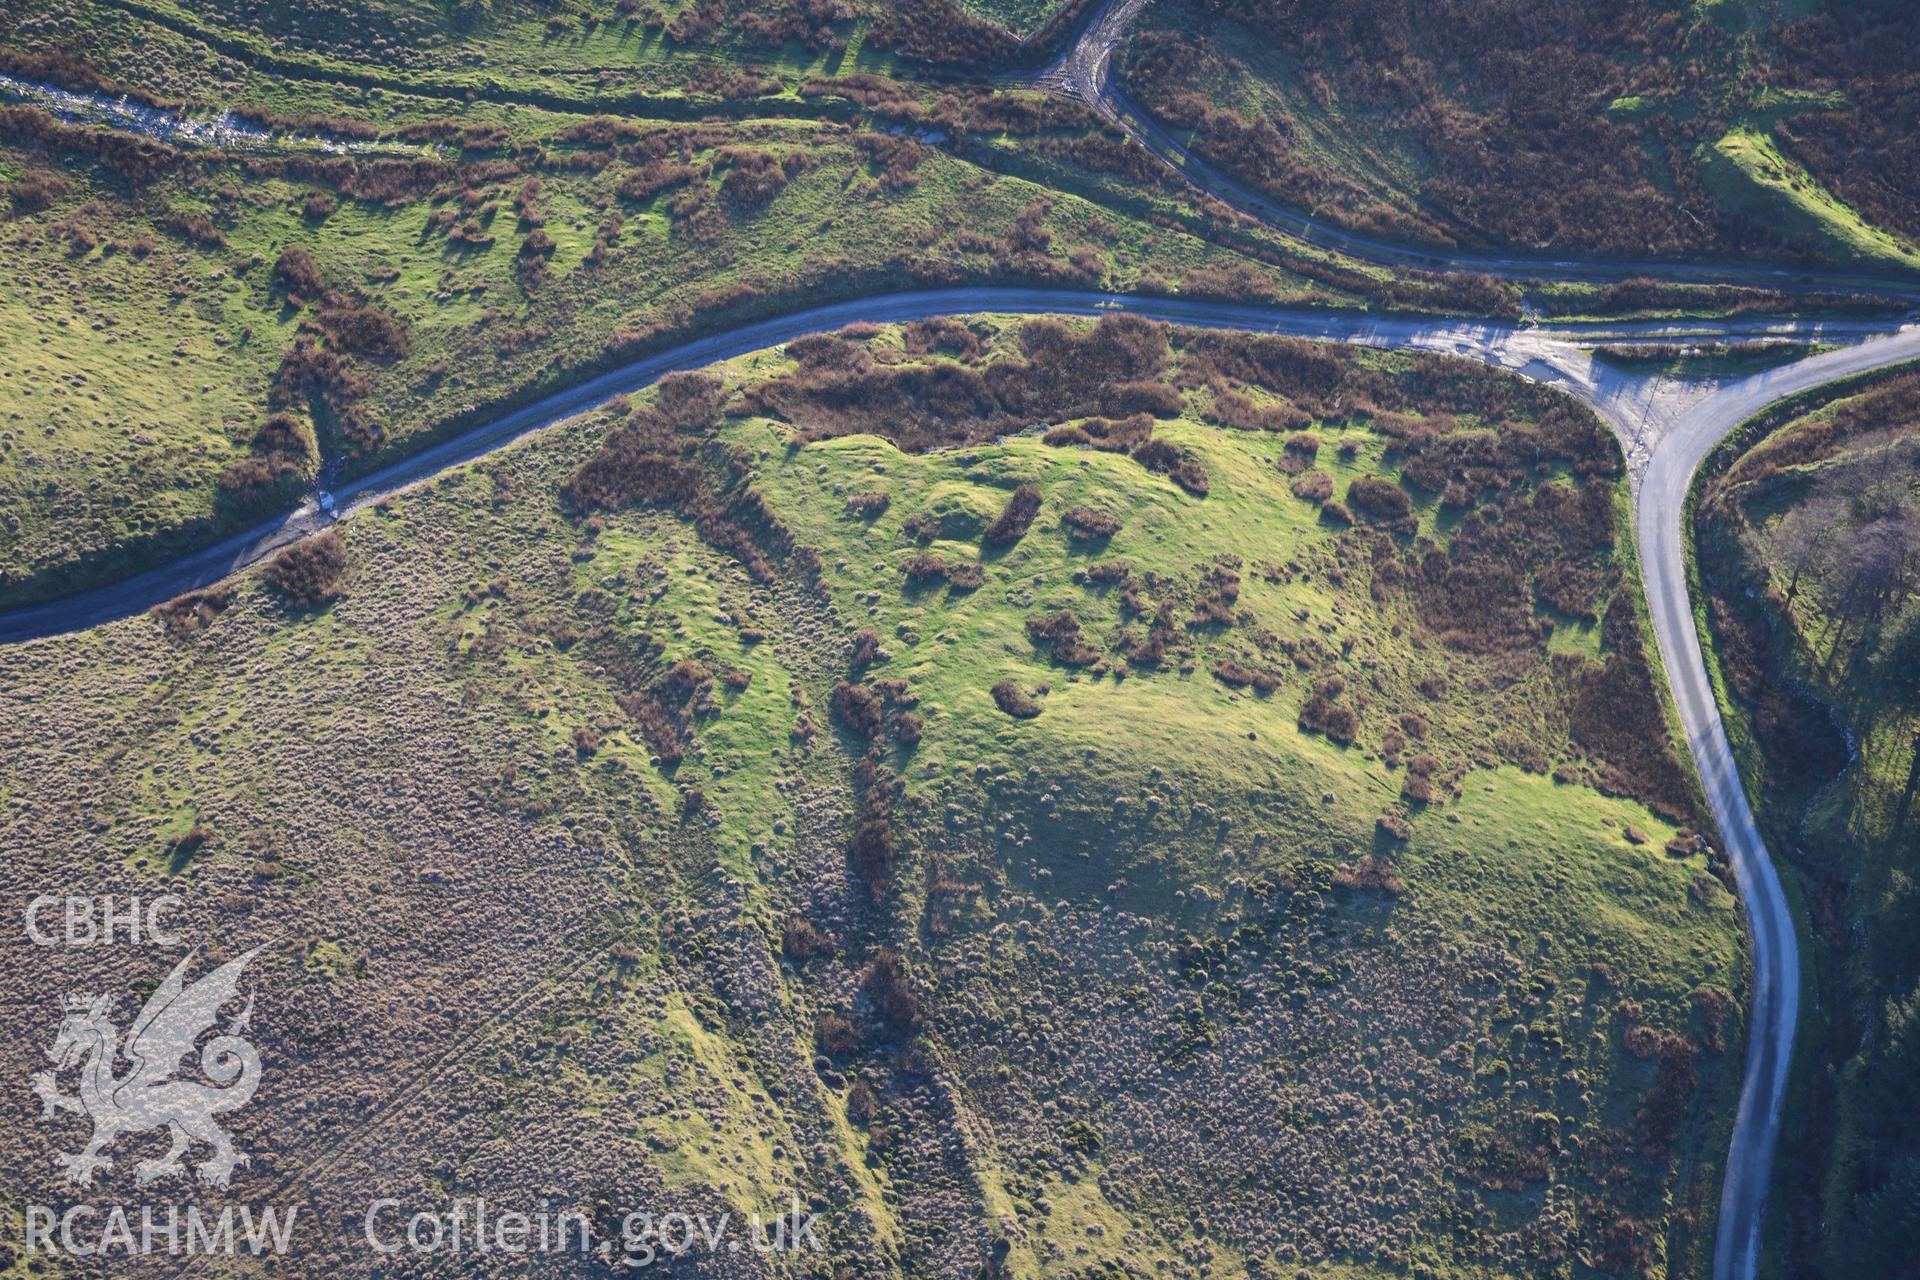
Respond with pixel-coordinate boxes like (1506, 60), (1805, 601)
(991, 680), (1043, 718)
(262, 529), (348, 608)
(273, 245), (328, 303)
(151, 586), (234, 637)
(864, 950), (921, 1029)
(983, 484), (1042, 547)
(1060, 506), (1122, 541)
(1290, 470), (1334, 503)
(1347, 474), (1413, 522)
(1298, 675), (1358, 743)
(8, 167), (69, 212)
(1131, 438), (1210, 496)
(832, 680), (885, 738)
(1211, 657), (1281, 691)
(1025, 610), (1103, 667)
(716, 148), (791, 208)
(782, 916), (834, 961)
(1043, 413), (1154, 453)
(814, 1013), (859, 1056)
(845, 490), (892, 519)
(219, 411), (313, 499)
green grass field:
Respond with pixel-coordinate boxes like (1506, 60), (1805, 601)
(2, 0), (1429, 608)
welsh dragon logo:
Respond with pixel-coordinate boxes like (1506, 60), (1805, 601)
(31, 947), (264, 1189)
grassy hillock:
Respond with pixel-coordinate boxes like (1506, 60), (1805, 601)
(1692, 364), (1920, 1280)
(0, 316), (1743, 1278)
(1121, 0), (1920, 269)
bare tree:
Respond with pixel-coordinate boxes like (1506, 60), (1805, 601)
(1766, 492), (1847, 603)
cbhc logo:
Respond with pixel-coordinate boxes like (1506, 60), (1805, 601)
(25, 895), (183, 947)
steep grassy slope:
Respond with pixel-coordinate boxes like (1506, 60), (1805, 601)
(1691, 364), (1920, 1280)
(1121, 0), (1920, 269)
(1, 317), (1742, 1278)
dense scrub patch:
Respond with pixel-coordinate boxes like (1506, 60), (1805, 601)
(562, 374), (799, 584)
(751, 315), (1180, 453)
(752, 314), (1705, 828)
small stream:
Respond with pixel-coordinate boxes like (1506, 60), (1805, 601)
(0, 73), (431, 157)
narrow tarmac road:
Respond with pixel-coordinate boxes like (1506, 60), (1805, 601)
(1637, 326), (1920, 1280)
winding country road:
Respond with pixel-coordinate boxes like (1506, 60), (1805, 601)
(9, 19), (1920, 1275)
